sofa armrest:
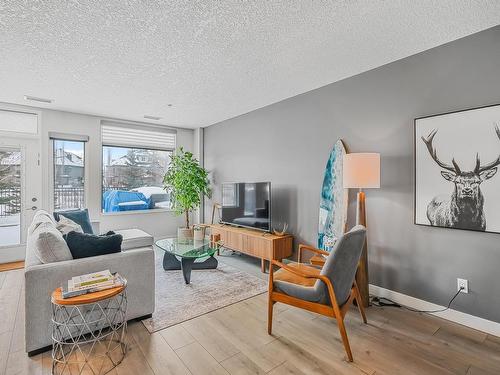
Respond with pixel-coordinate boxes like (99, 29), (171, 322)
(24, 247), (155, 353)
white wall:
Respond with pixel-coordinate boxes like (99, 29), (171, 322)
(1, 102), (196, 243)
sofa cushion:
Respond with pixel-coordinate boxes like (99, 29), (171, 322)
(56, 215), (83, 236)
(29, 221), (73, 264)
(53, 209), (94, 234)
(65, 231), (123, 259)
(115, 228), (154, 250)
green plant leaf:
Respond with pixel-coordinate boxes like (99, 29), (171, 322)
(163, 147), (211, 227)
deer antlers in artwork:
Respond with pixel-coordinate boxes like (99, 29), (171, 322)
(422, 124), (500, 174)
(475, 124), (500, 173)
(421, 129), (461, 173)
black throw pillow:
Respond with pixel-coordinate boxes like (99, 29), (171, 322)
(65, 231), (122, 259)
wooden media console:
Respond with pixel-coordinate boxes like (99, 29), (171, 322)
(209, 224), (293, 272)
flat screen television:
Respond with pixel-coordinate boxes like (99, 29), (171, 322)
(220, 182), (271, 232)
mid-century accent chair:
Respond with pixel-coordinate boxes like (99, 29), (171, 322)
(267, 225), (367, 362)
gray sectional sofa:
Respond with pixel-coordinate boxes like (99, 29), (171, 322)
(24, 210), (155, 355)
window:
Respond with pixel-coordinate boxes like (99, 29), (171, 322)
(101, 123), (176, 213)
(53, 139), (86, 210)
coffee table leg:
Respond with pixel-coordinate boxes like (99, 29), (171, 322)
(191, 255), (218, 270)
(163, 252), (181, 270)
(180, 256), (218, 284)
(181, 258), (195, 284)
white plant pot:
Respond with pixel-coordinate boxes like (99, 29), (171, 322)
(177, 227), (193, 243)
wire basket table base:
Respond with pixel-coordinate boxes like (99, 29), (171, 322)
(51, 290), (127, 375)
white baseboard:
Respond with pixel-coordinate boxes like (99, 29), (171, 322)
(369, 284), (500, 337)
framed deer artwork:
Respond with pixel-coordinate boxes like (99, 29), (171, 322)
(415, 103), (500, 234)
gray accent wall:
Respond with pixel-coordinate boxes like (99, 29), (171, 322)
(203, 26), (500, 322)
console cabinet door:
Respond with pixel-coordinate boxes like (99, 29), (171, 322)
(244, 236), (271, 260)
(227, 231), (244, 250)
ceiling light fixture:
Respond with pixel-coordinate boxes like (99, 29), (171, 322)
(144, 115), (162, 120)
(24, 95), (53, 104)
(167, 104), (173, 107)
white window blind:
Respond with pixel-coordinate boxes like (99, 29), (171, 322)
(101, 122), (176, 151)
(0, 110), (38, 134)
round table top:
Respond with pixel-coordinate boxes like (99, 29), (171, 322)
(51, 285), (126, 306)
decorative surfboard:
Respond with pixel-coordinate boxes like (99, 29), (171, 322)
(318, 139), (348, 252)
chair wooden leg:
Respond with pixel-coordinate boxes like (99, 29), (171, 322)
(268, 299), (275, 335)
(336, 316), (353, 362)
(354, 284), (368, 324)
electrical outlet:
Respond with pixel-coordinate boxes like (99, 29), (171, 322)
(457, 278), (469, 294)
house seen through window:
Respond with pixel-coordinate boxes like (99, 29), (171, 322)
(53, 140), (85, 210)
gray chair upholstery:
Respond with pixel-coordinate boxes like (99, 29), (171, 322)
(274, 225), (366, 306)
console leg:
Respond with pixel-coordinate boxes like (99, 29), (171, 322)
(261, 259), (266, 273)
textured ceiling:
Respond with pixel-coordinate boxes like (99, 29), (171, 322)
(0, 1), (499, 128)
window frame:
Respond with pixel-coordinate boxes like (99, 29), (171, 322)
(100, 144), (174, 216)
(50, 136), (88, 212)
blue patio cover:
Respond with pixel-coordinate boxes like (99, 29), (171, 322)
(102, 190), (150, 212)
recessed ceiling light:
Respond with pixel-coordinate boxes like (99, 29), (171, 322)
(144, 115), (162, 120)
(24, 95), (53, 104)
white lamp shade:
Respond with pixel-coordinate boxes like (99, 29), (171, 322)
(343, 153), (380, 189)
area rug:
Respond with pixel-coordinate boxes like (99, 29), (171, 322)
(141, 250), (268, 333)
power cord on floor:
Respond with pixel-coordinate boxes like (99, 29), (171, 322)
(370, 286), (464, 314)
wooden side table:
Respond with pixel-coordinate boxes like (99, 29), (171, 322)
(51, 285), (128, 375)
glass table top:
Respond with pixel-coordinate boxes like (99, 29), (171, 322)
(155, 237), (221, 259)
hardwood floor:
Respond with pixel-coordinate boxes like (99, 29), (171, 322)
(2, 267), (500, 375)
(0, 261), (24, 272)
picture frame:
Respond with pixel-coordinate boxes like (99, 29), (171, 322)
(414, 103), (500, 234)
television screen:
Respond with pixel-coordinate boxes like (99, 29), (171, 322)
(221, 182), (271, 231)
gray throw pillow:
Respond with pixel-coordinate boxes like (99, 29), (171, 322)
(56, 215), (83, 236)
(30, 222), (73, 263)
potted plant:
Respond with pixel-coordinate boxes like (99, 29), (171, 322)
(163, 147), (211, 240)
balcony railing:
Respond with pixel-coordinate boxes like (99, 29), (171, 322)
(54, 187), (86, 211)
(0, 188), (21, 217)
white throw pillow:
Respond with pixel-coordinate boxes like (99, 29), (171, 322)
(30, 222), (73, 263)
(56, 215), (83, 236)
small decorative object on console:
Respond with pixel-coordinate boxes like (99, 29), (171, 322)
(272, 222), (288, 236)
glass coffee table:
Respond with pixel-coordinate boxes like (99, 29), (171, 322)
(155, 237), (221, 284)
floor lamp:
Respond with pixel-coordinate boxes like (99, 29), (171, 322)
(343, 153), (380, 307)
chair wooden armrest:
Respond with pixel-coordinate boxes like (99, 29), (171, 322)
(298, 244), (329, 263)
(271, 260), (324, 280)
